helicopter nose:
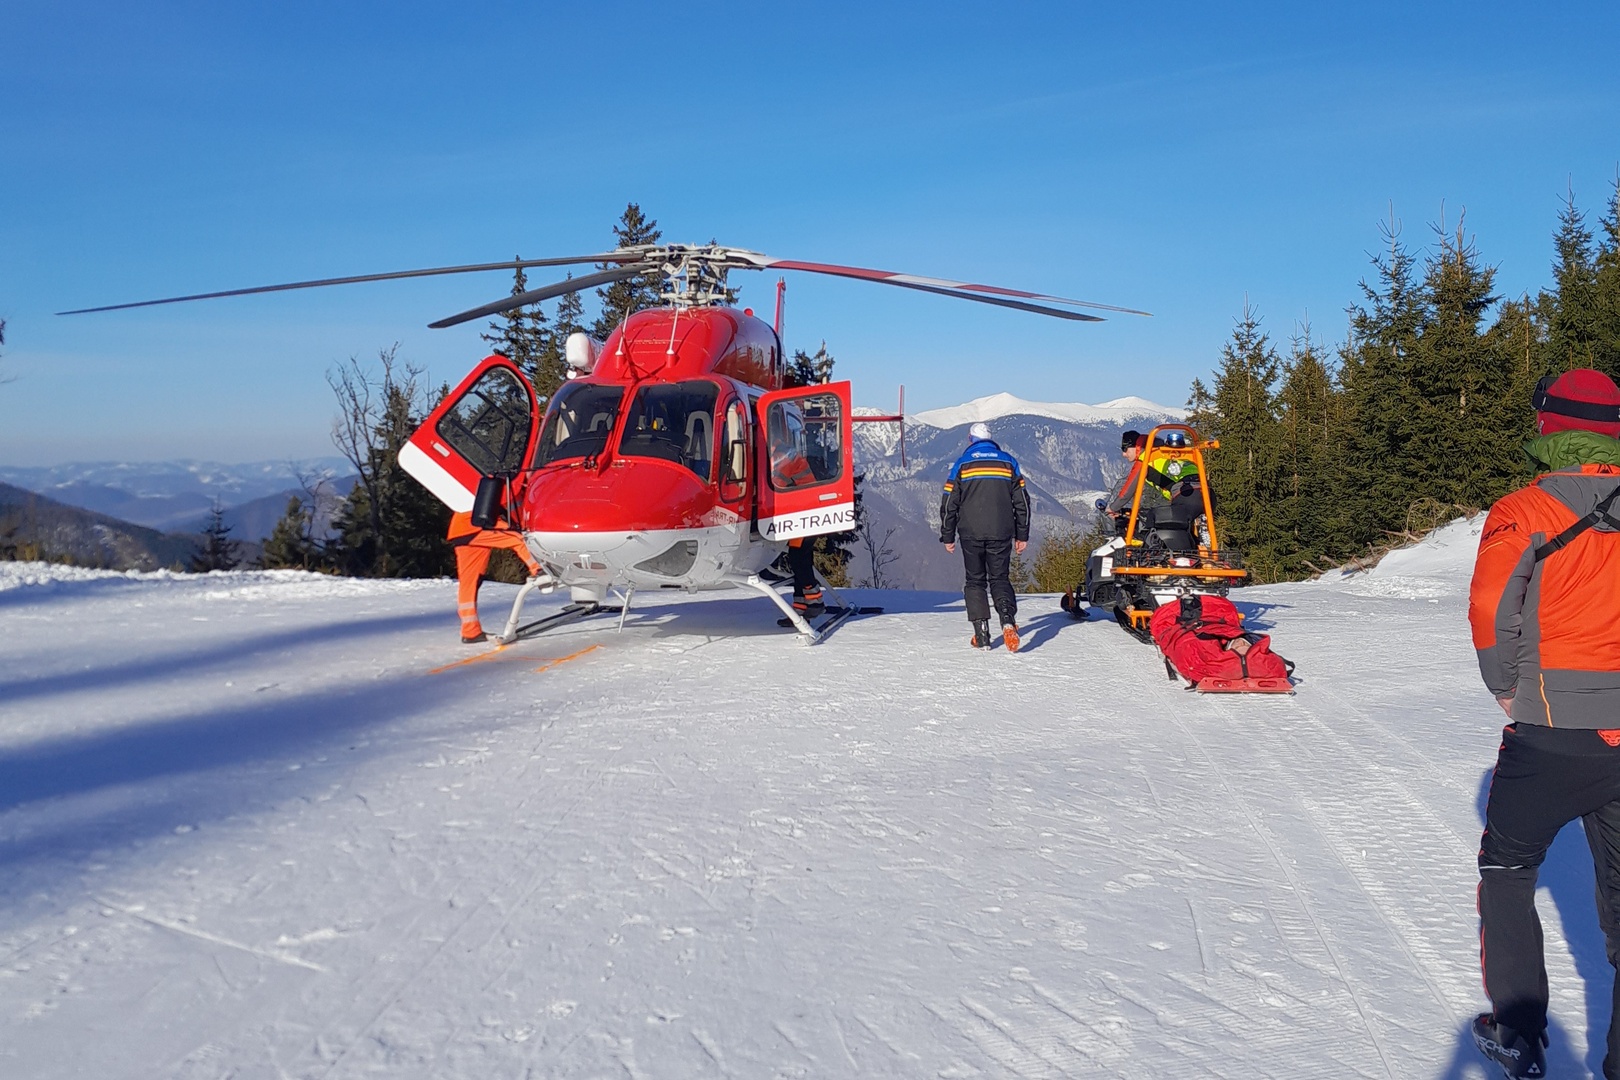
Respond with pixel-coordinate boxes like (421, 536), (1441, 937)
(523, 459), (717, 533)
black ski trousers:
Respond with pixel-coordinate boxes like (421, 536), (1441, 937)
(1479, 722), (1620, 1077)
(959, 537), (1017, 625)
(787, 538), (818, 598)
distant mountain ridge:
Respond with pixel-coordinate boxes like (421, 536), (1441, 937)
(909, 392), (1186, 430)
(0, 457), (355, 540)
(4, 394), (1180, 584)
(0, 483), (201, 570)
(850, 393), (1186, 590)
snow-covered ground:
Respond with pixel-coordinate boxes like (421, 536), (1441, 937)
(0, 518), (1608, 1077)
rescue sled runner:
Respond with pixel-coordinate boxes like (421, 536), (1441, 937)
(1063, 423), (1296, 693)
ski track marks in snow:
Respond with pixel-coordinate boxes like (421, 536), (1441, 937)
(0, 543), (1603, 1077)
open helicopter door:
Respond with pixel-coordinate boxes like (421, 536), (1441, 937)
(754, 381), (856, 543)
(400, 355), (540, 514)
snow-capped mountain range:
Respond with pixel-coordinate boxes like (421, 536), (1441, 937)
(1, 394), (1183, 576)
(0, 458), (354, 539)
(850, 393), (1186, 589)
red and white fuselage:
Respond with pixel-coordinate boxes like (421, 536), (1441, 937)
(402, 305), (856, 606)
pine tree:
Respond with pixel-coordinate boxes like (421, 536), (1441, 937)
(529, 278), (587, 404)
(327, 347), (453, 578)
(259, 496), (319, 570)
(1338, 219), (1428, 547)
(1274, 331), (1345, 570)
(1593, 177), (1620, 378)
(1185, 377), (1216, 431)
(1203, 304), (1286, 578)
(190, 499), (240, 572)
(1545, 189), (1606, 374)
(1413, 216), (1511, 511)
(1482, 293), (1552, 480)
(785, 342), (836, 388)
(592, 203), (664, 338)
(481, 262), (554, 391)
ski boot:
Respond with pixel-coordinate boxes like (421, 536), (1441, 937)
(1471, 1013), (1546, 1078)
(1002, 621), (1021, 653)
(794, 588), (826, 621)
(971, 620), (993, 648)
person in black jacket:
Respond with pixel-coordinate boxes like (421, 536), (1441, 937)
(940, 422), (1031, 651)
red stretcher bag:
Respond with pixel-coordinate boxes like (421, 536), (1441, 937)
(1149, 595), (1294, 692)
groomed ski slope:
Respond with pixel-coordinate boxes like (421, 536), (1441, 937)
(0, 518), (1607, 1078)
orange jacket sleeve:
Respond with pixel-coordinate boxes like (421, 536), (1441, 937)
(1468, 495), (1535, 699)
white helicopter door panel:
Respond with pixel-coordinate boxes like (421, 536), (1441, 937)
(753, 380), (855, 542)
(400, 355), (540, 513)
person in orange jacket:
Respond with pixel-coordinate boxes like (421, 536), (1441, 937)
(1468, 368), (1620, 1078)
(448, 508), (542, 644)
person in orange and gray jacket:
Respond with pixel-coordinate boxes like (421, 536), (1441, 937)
(1468, 368), (1620, 1079)
(449, 505), (541, 644)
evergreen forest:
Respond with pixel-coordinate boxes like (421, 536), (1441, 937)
(1187, 184), (1620, 582)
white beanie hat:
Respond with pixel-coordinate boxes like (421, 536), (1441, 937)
(969, 421), (991, 441)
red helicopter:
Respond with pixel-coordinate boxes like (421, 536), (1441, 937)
(62, 243), (1147, 642)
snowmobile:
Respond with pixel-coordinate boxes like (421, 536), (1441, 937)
(1062, 424), (1293, 693)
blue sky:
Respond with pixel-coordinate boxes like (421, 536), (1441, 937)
(2, 1), (1618, 464)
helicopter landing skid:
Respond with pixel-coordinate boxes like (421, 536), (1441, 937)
(499, 601), (624, 644)
(735, 573), (876, 645)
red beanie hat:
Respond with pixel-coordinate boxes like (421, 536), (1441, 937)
(1534, 368), (1620, 438)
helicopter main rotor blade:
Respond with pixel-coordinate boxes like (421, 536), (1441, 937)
(734, 253), (1151, 318)
(427, 265), (648, 329)
(55, 254), (632, 316)
(866, 280), (1106, 322)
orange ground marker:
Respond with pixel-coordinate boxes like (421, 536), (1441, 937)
(427, 641), (604, 676)
(533, 643), (602, 672)
(426, 643), (516, 675)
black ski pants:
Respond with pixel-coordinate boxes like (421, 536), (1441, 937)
(1479, 722), (1620, 1077)
(787, 538), (818, 598)
(959, 537), (1017, 625)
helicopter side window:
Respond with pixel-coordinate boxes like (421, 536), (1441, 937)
(533, 382), (626, 466)
(436, 366), (533, 476)
(618, 381), (720, 481)
(767, 392), (843, 491)
(722, 399), (748, 485)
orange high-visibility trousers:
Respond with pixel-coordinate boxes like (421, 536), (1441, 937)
(454, 530), (540, 639)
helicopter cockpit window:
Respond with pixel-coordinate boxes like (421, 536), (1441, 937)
(533, 382), (626, 467)
(436, 366), (533, 476)
(767, 392), (843, 491)
(618, 381), (720, 481)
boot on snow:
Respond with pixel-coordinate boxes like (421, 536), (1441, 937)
(461, 630), (488, 645)
(1002, 622), (1021, 653)
(971, 620), (993, 648)
(1472, 1014), (1546, 1078)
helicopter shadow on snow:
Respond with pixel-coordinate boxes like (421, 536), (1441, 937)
(1434, 767), (1612, 1078)
(0, 608), (447, 708)
(557, 587), (968, 644)
(0, 643), (484, 898)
